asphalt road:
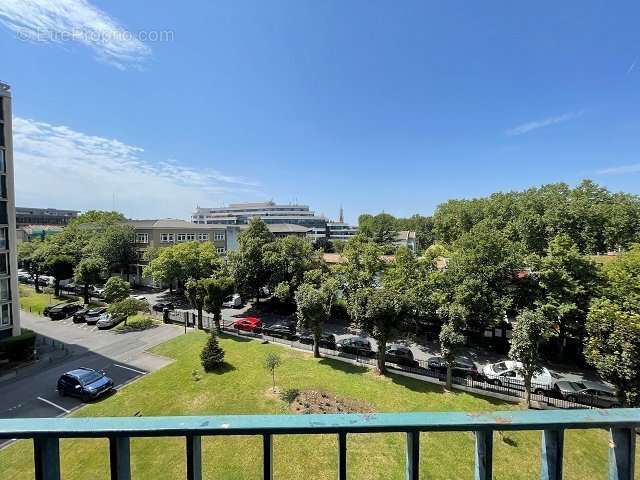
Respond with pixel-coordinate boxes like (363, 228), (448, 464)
(0, 311), (183, 423)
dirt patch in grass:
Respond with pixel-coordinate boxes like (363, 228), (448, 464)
(288, 389), (375, 415)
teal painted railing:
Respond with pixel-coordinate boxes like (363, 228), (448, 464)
(0, 409), (638, 480)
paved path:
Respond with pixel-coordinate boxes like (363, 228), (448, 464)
(0, 310), (184, 422)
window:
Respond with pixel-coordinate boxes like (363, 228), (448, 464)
(0, 303), (10, 326)
(214, 232), (225, 241)
(0, 149), (5, 173)
(0, 253), (7, 275)
(0, 278), (10, 301)
(217, 247), (226, 254)
(0, 227), (7, 249)
(186, 233), (196, 241)
(136, 233), (149, 244)
(198, 233), (209, 241)
(0, 201), (7, 224)
(176, 233), (187, 242)
(160, 233), (174, 243)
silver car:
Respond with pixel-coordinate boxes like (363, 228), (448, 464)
(96, 313), (126, 330)
(554, 380), (620, 408)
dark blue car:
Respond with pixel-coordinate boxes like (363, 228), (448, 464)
(57, 367), (114, 402)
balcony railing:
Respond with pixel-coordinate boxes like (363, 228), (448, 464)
(0, 409), (638, 480)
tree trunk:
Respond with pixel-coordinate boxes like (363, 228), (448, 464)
(213, 310), (222, 332)
(313, 332), (321, 359)
(34, 272), (41, 293)
(169, 282), (174, 293)
(558, 322), (566, 360)
(446, 366), (453, 390)
(54, 279), (60, 297)
(197, 307), (203, 330)
(255, 288), (260, 304)
(272, 370), (275, 391)
(377, 338), (387, 375)
(83, 284), (90, 305)
(524, 377), (532, 409)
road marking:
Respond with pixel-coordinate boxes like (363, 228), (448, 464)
(113, 364), (147, 375)
(37, 396), (70, 413)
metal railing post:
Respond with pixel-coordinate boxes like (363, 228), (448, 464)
(186, 435), (202, 480)
(34, 437), (60, 480)
(474, 430), (493, 480)
(263, 433), (273, 480)
(338, 432), (347, 480)
(109, 436), (131, 480)
(406, 431), (420, 480)
(541, 429), (564, 480)
(609, 427), (636, 480)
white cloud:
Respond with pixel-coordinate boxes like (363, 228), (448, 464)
(12, 117), (259, 218)
(596, 163), (640, 175)
(0, 0), (151, 69)
(505, 111), (584, 136)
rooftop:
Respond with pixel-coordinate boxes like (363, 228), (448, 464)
(127, 219), (228, 229)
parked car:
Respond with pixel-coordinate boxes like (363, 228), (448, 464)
(427, 355), (480, 379)
(482, 360), (557, 392)
(336, 337), (375, 357)
(554, 380), (620, 408)
(48, 303), (83, 320)
(232, 316), (263, 333)
(385, 345), (419, 368)
(130, 295), (148, 303)
(43, 303), (65, 317)
(57, 367), (114, 402)
(262, 323), (297, 340)
(93, 287), (105, 298)
(18, 273), (31, 284)
(222, 294), (242, 309)
(96, 313), (126, 329)
(152, 302), (174, 312)
(298, 331), (337, 349)
(75, 306), (108, 324)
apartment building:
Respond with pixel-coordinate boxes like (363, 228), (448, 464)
(308, 221), (358, 242)
(192, 201), (327, 228)
(16, 207), (79, 227)
(127, 219), (228, 286)
(0, 81), (20, 338)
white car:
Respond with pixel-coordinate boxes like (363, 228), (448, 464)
(130, 295), (148, 302)
(96, 313), (126, 329)
(482, 360), (557, 392)
(223, 294), (242, 309)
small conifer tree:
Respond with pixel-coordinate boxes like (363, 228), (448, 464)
(201, 332), (225, 372)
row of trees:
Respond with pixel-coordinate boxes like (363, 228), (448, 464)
(18, 211), (137, 303)
(357, 180), (640, 256)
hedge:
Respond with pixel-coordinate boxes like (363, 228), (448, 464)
(0, 328), (36, 361)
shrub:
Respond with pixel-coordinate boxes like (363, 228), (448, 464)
(0, 329), (36, 361)
(201, 332), (225, 372)
(280, 388), (300, 404)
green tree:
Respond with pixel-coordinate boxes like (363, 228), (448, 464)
(108, 297), (148, 327)
(508, 309), (548, 408)
(144, 242), (222, 292)
(73, 256), (107, 304)
(201, 331), (225, 372)
(530, 234), (601, 359)
(203, 276), (235, 332)
(438, 305), (466, 390)
(347, 286), (405, 374)
(333, 236), (385, 296)
(68, 210), (125, 227)
(104, 276), (130, 303)
(228, 218), (274, 302)
(89, 224), (137, 280)
(264, 235), (323, 302)
(295, 271), (339, 358)
(185, 278), (208, 330)
(17, 241), (45, 293)
(264, 352), (282, 392)
(358, 213), (398, 251)
(45, 252), (75, 297)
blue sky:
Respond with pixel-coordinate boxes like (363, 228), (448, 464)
(1, 1), (639, 223)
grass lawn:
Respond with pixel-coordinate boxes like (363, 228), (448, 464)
(17, 284), (75, 315)
(1, 333), (633, 479)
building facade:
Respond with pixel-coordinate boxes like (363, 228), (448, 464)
(191, 201), (327, 228)
(308, 221), (358, 242)
(0, 82), (20, 338)
(15, 207), (79, 227)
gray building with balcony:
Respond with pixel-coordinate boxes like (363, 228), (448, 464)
(0, 82), (20, 338)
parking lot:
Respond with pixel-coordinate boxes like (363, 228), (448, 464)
(0, 310), (183, 426)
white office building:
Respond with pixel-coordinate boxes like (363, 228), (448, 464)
(192, 201), (328, 228)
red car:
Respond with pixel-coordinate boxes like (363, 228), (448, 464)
(233, 316), (263, 332)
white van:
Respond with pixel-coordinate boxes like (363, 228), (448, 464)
(223, 294), (242, 309)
